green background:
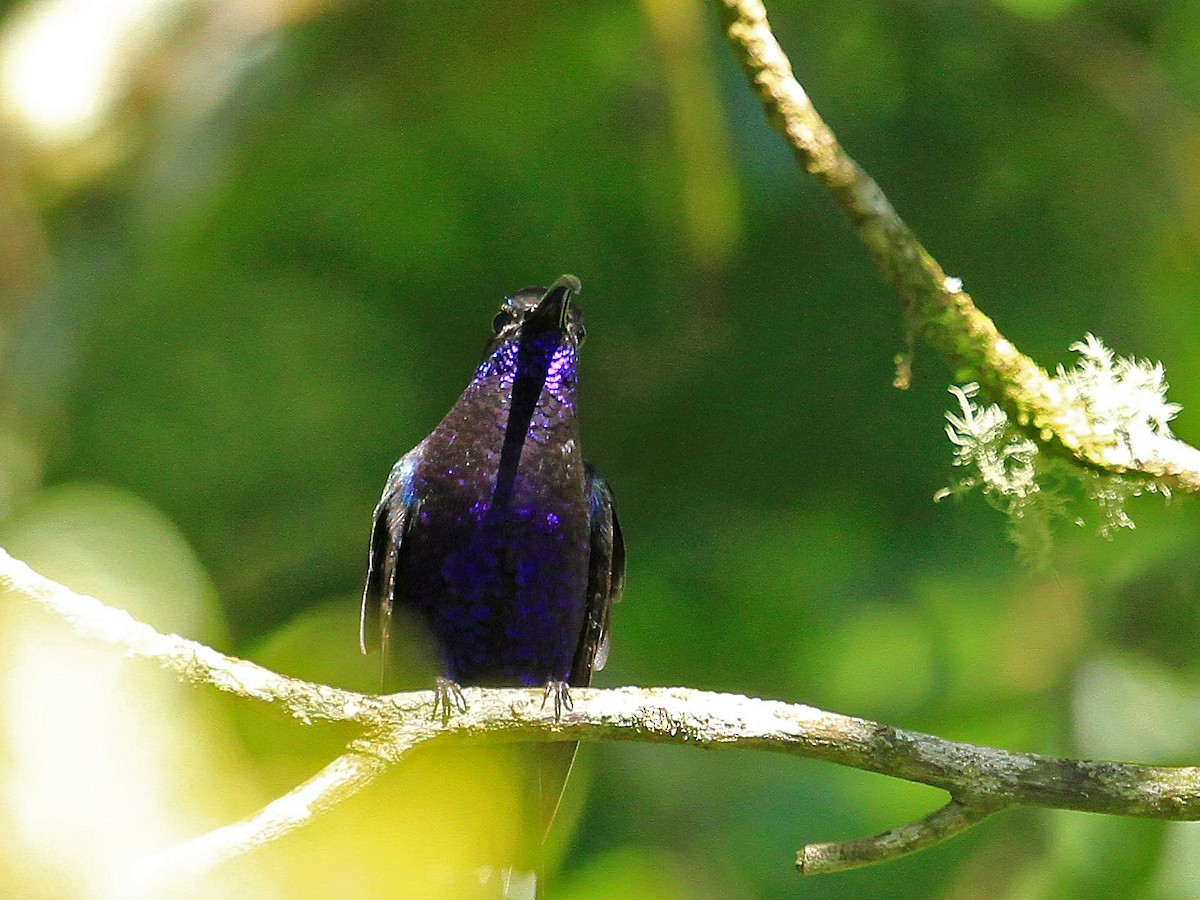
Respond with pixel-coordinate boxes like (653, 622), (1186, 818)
(2, 0), (1200, 896)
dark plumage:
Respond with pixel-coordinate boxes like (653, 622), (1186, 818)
(360, 276), (624, 895)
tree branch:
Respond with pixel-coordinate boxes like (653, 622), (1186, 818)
(4, 546), (1200, 881)
(0, 547), (372, 726)
(129, 739), (400, 894)
(717, 0), (1200, 494)
(797, 800), (994, 875)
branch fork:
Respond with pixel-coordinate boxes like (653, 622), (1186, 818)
(3, 548), (1199, 887)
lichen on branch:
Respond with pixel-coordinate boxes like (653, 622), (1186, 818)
(937, 335), (1177, 557)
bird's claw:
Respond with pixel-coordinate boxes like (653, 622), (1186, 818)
(541, 680), (573, 721)
(432, 676), (467, 723)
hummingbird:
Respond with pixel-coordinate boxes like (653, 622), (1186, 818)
(360, 275), (625, 896)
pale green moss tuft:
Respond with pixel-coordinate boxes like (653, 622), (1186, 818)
(1056, 333), (1182, 445)
(936, 383), (1055, 561)
(938, 336), (1179, 555)
(937, 383), (1039, 506)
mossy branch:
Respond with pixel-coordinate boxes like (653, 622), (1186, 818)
(718, 0), (1200, 494)
(4, 547), (1200, 884)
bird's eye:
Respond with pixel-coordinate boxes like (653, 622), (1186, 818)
(576, 324), (587, 345)
(492, 310), (513, 334)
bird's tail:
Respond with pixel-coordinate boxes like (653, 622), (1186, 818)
(386, 741), (572, 898)
(474, 866), (538, 900)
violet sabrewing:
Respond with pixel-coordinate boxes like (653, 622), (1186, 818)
(360, 276), (625, 894)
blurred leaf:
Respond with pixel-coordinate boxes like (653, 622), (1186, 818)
(1072, 653), (1200, 763)
(0, 482), (268, 897)
(0, 481), (227, 640)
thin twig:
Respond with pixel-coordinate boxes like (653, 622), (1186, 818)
(127, 738), (400, 895)
(717, 0), (1200, 493)
(797, 800), (994, 875)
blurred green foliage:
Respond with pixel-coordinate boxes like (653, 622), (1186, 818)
(3, 0), (1200, 896)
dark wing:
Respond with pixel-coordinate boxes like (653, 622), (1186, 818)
(571, 461), (626, 685)
(536, 462), (625, 856)
(360, 452), (420, 662)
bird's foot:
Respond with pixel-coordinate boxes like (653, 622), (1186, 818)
(541, 680), (573, 721)
(432, 676), (467, 723)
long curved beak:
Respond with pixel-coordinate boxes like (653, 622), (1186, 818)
(526, 274), (581, 333)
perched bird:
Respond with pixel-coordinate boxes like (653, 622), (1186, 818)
(361, 275), (624, 896)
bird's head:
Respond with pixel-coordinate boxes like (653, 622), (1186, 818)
(482, 275), (585, 360)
